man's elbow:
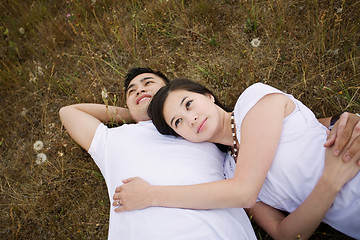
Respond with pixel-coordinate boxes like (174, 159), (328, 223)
(59, 105), (73, 121)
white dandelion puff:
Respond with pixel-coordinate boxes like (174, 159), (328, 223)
(33, 140), (44, 151)
(250, 38), (261, 48)
(20, 108), (28, 116)
(18, 27), (25, 35)
(29, 72), (37, 83)
(36, 153), (47, 164)
(337, 8), (343, 14)
(37, 66), (44, 76)
(58, 151), (64, 157)
(101, 88), (108, 99)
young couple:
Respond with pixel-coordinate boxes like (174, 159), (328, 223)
(60, 68), (360, 239)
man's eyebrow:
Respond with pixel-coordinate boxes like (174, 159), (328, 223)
(127, 77), (154, 92)
(170, 96), (188, 126)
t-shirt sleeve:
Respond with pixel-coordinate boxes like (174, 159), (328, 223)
(233, 83), (284, 136)
(223, 153), (236, 179)
(88, 123), (108, 175)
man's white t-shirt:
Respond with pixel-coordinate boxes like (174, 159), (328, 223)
(89, 121), (256, 240)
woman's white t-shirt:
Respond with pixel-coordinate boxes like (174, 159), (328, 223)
(228, 83), (360, 239)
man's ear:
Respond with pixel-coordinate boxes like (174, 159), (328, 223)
(204, 93), (215, 102)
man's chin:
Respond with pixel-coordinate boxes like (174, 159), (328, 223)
(132, 114), (151, 123)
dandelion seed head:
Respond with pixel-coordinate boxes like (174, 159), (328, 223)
(337, 8), (343, 14)
(20, 108), (28, 116)
(37, 66), (44, 76)
(33, 140), (44, 151)
(58, 151), (64, 157)
(29, 72), (37, 83)
(101, 88), (108, 99)
(36, 153), (47, 164)
(250, 38), (261, 48)
(18, 27), (25, 35)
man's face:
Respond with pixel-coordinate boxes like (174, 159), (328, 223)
(126, 73), (167, 122)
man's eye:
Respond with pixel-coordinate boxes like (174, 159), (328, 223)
(186, 100), (192, 110)
(145, 81), (153, 86)
(175, 118), (181, 127)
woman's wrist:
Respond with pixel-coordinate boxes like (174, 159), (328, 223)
(319, 171), (344, 193)
(149, 185), (160, 207)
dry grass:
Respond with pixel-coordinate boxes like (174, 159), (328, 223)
(0, 0), (359, 239)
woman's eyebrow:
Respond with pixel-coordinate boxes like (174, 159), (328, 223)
(170, 96), (188, 126)
(180, 96), (188, 106)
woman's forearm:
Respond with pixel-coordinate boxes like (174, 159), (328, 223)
(252, 146), (360, 240)
(271, 175), (340, 240)
(149, 178), (257, 209)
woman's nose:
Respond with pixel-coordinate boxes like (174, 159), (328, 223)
(189, 116), (197, 126)
(136, 89), (146, 96)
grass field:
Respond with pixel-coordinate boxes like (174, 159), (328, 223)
(0, 0), (359, 239)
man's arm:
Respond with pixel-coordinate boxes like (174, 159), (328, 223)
(59, 104), (132, 151)
(248, 145), (360, 240)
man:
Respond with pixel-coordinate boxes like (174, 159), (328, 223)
(60, 67), (360, 239)
(59, 68), (257, 239)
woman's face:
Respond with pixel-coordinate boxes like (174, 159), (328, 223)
(163, 89), (221, 143)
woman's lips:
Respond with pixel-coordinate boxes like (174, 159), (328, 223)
(197, 118), (207, 133)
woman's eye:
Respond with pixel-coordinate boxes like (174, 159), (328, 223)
(175, 118), (181, 127)
(128, 89), (134, 95)
(185, 100), (192, 110)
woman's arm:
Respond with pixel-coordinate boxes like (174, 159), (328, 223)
(113, 93), (290, 211)
(59, 104), (132, 151)
(248, 146), (360, 240)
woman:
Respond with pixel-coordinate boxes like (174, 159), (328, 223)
(114, 79), (360, 239)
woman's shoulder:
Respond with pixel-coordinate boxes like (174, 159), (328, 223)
(235, 83), (283, 108)
(240, 83), (283, 99)
(233, 83), (286, 130)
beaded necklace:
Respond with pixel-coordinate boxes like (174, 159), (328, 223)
(230, 112), (238, 160)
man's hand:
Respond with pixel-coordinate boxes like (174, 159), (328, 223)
(324, 112), (360, 165)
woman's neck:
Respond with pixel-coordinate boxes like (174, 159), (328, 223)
(209, 110), (234, 147)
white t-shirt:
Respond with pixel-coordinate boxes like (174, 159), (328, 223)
(89, 121), (256, 240)
(228, 83), (360, 239)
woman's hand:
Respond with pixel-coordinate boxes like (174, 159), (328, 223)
(322, 145), (360, 192)
(112, 177), (154, 212)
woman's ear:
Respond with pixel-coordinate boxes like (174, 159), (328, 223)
(204, 93), (215, 102)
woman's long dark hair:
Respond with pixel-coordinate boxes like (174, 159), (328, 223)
(148, 78), (229, 152)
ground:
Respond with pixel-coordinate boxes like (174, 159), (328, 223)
(0, 0), (359, 239)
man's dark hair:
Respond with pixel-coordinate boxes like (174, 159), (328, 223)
(124, 67), (169, 93)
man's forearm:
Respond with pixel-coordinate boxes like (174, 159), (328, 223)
(318, 117), (331, 128)
(67, 104), (132, 124)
